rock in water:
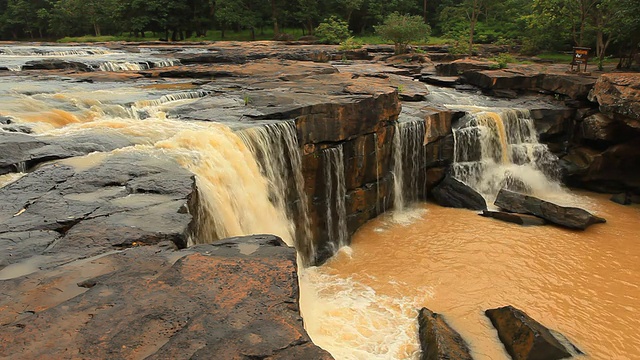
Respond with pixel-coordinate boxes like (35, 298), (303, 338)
(480, 210), (546, 226)
(485, 306), (580, 360)
(418, 308), (474, 360)
(494, 189), (605, 230)
(432, 174), (487, 210)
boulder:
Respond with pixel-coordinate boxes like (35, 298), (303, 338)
(578, 112), (635, 144)
(588, 73), (640, 128)
(0, 235), (333, 359)
(486, 305), (580, 360)
(418, 308), (473, 360)
(432, 174), (487, 210)
(480, 210), (546, 226)
(561, 140), (640, 192)
(493, 189), (605, 230)
(420, 75), (459, 87)
(538, 74), (597, 100)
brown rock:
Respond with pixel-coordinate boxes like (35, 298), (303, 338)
(588, 73), (640, 126)
(494, 189), (605, 230)
(418, 308), (473, 360)
(480, 210), (547, 226)
(486, 305), (580, 360)
(0, 235), (333, 360)
(436, 59), (499, 76)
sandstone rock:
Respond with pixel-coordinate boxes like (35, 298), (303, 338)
(432, 174), (487, 210)
(418, 308), (473, 360)
(561, 140), (640, 192)
(538, 74), (597, 100)
(436, 59), (499, 76)
(0, 235), (332, 359)
(420, 75), (459, 87)
(462, 68), (541, 91)
(21, 59), (93, 72)
(0, 131), (134, 175)
(578, 112), (635, 144)
(588, 73), (640, 127)
(486, 305), (580, 360)
(494, 189), (605, 230)
(0, 152), (195, 270)
(480, 210), (547, 226)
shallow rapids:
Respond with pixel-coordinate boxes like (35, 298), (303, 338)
(300, 195), (640, 359)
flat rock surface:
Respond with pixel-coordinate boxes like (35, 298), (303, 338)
(0, 152), (195, 271)
(0, 235), (332, 359)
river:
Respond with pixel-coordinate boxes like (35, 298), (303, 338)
(301, 194), (640, 359)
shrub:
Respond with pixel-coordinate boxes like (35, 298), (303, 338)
(339, 36), (362, 51)
(493, 53), (515, 69)
(375, 13), (431, 55)
(315, 16), (350, 45)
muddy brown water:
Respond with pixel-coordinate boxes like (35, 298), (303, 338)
(301, 193), (640, 359)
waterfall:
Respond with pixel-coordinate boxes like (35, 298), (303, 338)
(132, 90), (211, 108)
(98, 59), (179, 72)
(153, 122), (295, 248)
(392, 120), (428, 212)
(238, 121), (314, 265)
(452, 109), (562, 202)
(323, 146), (348, 252)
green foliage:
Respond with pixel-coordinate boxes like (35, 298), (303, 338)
(315, 16), (350, 44)
(492, 53), (515, 68)
(375, 12), (430, 55)
(339, 36), (362, 51)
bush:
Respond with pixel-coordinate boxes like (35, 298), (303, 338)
(339, 36), (362, 51)
(375, 13), (431, 55)
(492, 53), (515, 69)
(315, 16), (350, 44)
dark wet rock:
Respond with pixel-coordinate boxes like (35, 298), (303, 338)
(578, 112), (636, 145)
(494, 189), (605, 230)
(432, 174), (487, 210)
(418, 308), (473, 360)
(0, 235), (332, 359)
(610, 193), (632, 205)
(0, 152), (195, 270)
(480, 210), (547, 226)
(0, 131), (134, 175)
(489, 89), (519, 99)
(21, 59), (93, 72)
(529, 107), (575, 141)
(486, 305), (581, 360)
(538, 74), (597, 100)
(436, 59), (499, 76)
(463, 68), (541, 91)
(561, 140), (640, 193)
(588, 73), (640, 127)
(420, 75), (459, 87)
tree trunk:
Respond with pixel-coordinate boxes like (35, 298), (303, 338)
(270, 0), (279, 35)
(424, 0), (428, 23)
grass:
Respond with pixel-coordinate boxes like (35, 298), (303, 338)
(535, 52), (618, 64)
(58, 30), (454, 46)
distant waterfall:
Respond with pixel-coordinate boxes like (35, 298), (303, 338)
(238, 121), (314, 265)
(133, 91), (211, 108)
(98, 59), (180, 72)
(452, 109), (562, 202)
(323, 145), (348, 252)
(392, 120), (428, 212)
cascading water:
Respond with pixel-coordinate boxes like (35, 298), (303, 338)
(323, 146), (348, 251)
(391, 120), (428, 217)
(238, 121), (314, 265)
(452, 109), (564, 202)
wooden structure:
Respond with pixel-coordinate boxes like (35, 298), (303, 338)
(571, 47), (591, 72)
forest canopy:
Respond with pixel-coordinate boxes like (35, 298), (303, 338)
(0, 0), (638, 59)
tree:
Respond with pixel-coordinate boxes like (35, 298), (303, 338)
(375, 12), (430, 54)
